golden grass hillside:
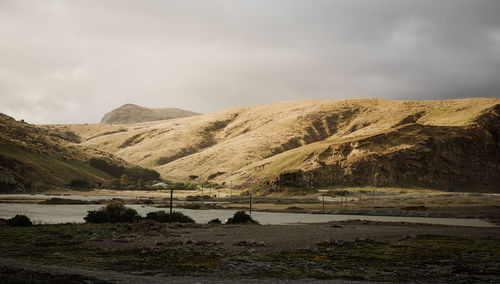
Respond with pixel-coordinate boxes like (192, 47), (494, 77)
(57, 98), (500, 191)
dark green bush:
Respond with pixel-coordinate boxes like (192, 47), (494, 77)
(226, 211), (258, 224)
(89, 157), (160, 182)
(168, 182), (196, 190)
(89, 158), (124, 178)
(145, 211), (194, 223)
(208, 218), (222, 224)
(84, 203), (140, 223)
(207, 171), (225, 180)
(7, 215), (32, 227)
(68, 179), (91, 189)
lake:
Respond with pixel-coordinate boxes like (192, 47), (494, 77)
(0, 203), (496, 227)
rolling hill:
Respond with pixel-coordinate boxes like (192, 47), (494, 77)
(101, 104), (200, 124)
(58, 98), (500, 192)
(0, 113), (159, 192)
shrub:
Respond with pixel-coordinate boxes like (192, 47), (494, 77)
(89, 157), (160, 182)
(68, 179), (91, 189)
(84, 203), (140, 223)
(7, 215), (32, 227)
(145, 211), (194, 223)
(168, 182), (196, 190)
(208, 218), (222, 224)
(226, 211), (258, 224)
(207, 171), (225, 180)
(89, 158), (125, 178)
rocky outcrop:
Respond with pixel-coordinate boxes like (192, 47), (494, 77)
(272, 117), (500, 191)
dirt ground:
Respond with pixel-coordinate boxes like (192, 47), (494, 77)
(0, 220), (499, 283)
(1, 188), (499, 282)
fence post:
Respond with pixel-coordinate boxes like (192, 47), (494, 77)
(170, 188), (173, 213)
(322, 194), (325, 213)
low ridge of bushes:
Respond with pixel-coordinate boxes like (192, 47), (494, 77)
(83, 205), (258, 225)
(208, 218), (222, 224)
(84, 203), (140, 223)
(145, 211), (194, 223)
(7, 214), (32, 227)
(84, 204), (195, 224)
(226, 211), (258, 224)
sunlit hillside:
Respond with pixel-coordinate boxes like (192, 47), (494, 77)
(55, 98), (500, 191)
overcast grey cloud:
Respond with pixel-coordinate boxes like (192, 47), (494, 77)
(0, 0), (499, 124)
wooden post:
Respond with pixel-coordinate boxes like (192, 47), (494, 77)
(230, 180), (232, 198)
(322, 194), (325, 213)
(170, 188), (173, 213)
(201, 187), (204, 204)
(249, 185), (253, 215)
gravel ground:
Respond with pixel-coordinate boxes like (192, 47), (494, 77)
(1, 221), (499, 283)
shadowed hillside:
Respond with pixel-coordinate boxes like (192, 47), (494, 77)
(55, 98), (500, 191)
(0, 114), (159, 192)
(101, 104), (200, 124)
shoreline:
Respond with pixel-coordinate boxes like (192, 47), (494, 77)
(1, 190), (500, 225)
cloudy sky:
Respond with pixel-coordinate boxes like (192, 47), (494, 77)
(1, 0), (499, 124)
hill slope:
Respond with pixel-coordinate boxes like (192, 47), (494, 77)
(101, 104), (200, 124)
(60, 98), (500, 191)
(0, 114), (158, 192)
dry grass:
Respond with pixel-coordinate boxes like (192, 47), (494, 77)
(56, 98), (499, 187)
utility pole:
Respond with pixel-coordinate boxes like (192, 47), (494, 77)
(249, 184), (253, 215)
(322, 194), (325, 213)
(170, 188), (173, 213)
(201, 184), (204, 204)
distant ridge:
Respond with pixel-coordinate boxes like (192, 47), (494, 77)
(101, 104), (199, 124)
(64, 98), (500, 192)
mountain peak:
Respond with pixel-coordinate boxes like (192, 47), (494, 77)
(100, 104), (200, 124)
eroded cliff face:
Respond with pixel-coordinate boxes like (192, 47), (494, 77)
(271, 105), (500, 191)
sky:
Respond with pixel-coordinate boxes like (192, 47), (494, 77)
(1, 0), (499, 124)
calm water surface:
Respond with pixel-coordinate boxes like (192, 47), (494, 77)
(0, 203), (495, 227)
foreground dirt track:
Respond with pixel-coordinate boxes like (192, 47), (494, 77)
(1, 221), (499, 283)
